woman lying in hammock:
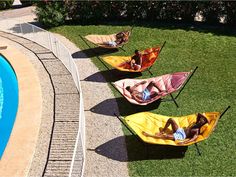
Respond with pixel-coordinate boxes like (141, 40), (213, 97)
(105, 31), (130, 47)
(142, 113), (209, 145)
(124, 80), (167, 103)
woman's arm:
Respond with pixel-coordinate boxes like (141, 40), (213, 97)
(131, 81), (147, 90)
(122, 87), (132, 99)
(132, 94), (145, 103)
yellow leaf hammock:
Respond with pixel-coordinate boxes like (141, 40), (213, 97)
(84, 30), (132, 49)
(115, 106), (230, 154)
(102, 44), (164, 72)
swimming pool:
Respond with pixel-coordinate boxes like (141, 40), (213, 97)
(0, 54), (19, 159)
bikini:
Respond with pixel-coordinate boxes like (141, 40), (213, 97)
(142, 89), (151, 101)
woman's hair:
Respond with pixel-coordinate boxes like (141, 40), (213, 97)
(196, 114), (208, 124)
(192, 114), (208, 129)
(125, 86), (131, 91)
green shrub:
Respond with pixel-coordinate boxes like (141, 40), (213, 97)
(0, 0), (13, 10)
(225, 2), (236, 26)
(35, 1), (67, 28)
(35, 1), (236, 26)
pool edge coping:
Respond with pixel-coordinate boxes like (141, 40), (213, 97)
(0, 42), (43, 177)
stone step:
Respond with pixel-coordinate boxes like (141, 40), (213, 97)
(24, 45), (50, 54)
(42, 60), (70, 75)
(37, 52), (57, 60)
(52, 75), (78, 94)
(44, 160), (71, 177)
(49, 153), (74, 161)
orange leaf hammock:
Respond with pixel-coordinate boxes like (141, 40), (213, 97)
(102, 46), (161, 72)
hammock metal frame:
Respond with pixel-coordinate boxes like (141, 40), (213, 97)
(81, 26), (134, 51)
(161, 66), (198, 108)
(100, 41), (166, 75)
(114, 106), (230, 156)
(112, 66), (198, 108)
(80, 32), (166, 75)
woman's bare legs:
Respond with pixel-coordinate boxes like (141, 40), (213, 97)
(142, 131), (175, 140)
(142, 118), (179, 141)
(160, 118), (179, 134)
(146, 81), (167, 93)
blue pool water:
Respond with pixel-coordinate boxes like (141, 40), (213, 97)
(0, 55), (19, 159)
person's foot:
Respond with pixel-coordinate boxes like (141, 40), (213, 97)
(142, 131), (149, 136)
(155, 131), (164, 136)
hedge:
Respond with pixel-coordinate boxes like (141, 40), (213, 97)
(35, 1), (236, 27)
(0, 0), (13, 10)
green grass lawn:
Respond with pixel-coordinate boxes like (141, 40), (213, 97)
(50, 24), (236, 176)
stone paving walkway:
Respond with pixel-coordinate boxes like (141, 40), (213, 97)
(0, 6), (36, 20)
(54, 34), (129, 177)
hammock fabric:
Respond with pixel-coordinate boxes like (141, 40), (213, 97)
(113, 71), (190, 105)
(84, 31), (131, 49)
(102, 46), (161, 72)
(124, 111), (221, 146)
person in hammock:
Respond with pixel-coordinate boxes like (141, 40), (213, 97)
(130, 50), (142, 70)
(124, 80), (167, 103)
(127, 48), (160, 70)
(116, 31), (130, 44)
(142, 113), (209, 144)
(106, 31), (130, 47)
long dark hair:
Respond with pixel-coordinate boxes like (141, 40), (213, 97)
(192, 115), (208, 129)
(125, 86), (131, 91)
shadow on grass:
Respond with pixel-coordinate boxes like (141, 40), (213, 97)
(134, 21), (236, 37)
(83, 69), (142, 83)
(8, 19), (236, 39)
(72, 47), (118, 59)
(66, 20), (236, 37)
(94, 136), (187, 162)
(90, 97), (161, 116)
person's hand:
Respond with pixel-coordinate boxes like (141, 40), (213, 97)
(142, 131), (149, 136)
(130, 59), (135, 63)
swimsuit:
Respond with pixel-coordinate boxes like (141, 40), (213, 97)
(142, 88), (151, 101)
(173, 128), (186, 140)
(107, 41), (117, 47)
(131, 55), (141, 65)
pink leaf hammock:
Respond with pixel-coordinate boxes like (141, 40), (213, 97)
(113, 71), (191, 105)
